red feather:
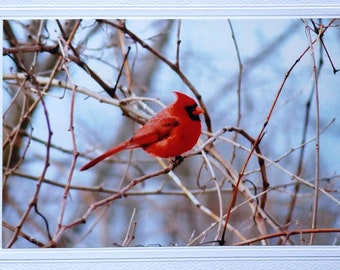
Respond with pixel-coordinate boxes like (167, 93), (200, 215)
(80, 91), (204, 171)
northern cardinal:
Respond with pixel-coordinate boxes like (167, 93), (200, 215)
(80, 91), (204, 171)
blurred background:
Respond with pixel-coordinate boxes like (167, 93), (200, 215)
(2, 19), (340, 248)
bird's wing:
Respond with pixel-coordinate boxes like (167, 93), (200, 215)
(127, 114), (179, 148)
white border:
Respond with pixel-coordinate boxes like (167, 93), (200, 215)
(0, 0), (339, 18)
(1, 1), (340, 269)
(1, 246), (340, 269)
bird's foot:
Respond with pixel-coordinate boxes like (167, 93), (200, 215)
(169, 155), (184, 170)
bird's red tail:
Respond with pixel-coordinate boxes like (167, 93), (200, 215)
(80, 140), (129, 171)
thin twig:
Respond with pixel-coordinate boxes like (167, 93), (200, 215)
(303, 19), (321, 245)
(227, 19), (243, 164)
(235, 227), (340, 246)
(201, 151), (224, 244)
(122, 208), (137, 247)
(175, 19), (182, 67)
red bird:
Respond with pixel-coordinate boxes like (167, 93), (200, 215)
(80, 91), (204, 171)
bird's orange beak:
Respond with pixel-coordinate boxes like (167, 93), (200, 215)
(193, 106), (204, 115)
